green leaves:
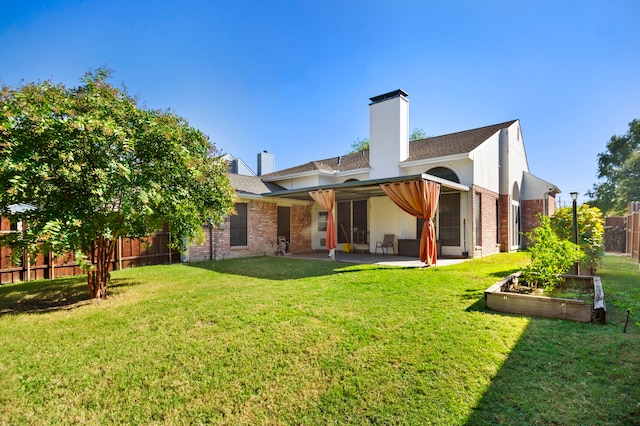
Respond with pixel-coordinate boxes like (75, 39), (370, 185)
(522, 216), (585, 293)
(589, 119), (640, 214)
(550, 205), (605, 273)
(0, 68), (236, 295)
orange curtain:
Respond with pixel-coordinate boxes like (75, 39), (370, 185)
(380, 179), (441, 265)
(309, 189), (337, 250)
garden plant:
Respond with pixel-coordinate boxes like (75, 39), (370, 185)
(521, 215), (585, 294)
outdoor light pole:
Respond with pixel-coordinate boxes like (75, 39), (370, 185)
(570, 192), (579, 275)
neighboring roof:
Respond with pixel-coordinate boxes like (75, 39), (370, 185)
(6, 203), (37, 214)
(228, 173), (285, 196)
(261, 120), (518, 179)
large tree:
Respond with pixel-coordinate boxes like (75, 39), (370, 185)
(588, 119), (640, 215)
(0, 69), (235, 298)
(348, 128), (429, 153)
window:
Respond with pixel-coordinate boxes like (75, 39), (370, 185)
(475, 193), (482, 246)
(426, 167), (460, 183)
(230, 203), (248, 246)
(439, 193), (461, 246)
(512, 203), (521, 248)
(511, 183), (521, 248)
(417, 193), (460, 246)
(318, 212), (328, 231)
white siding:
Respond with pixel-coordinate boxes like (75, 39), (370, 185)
(470, 133), (500, 192)
(369, 94), (409, 179)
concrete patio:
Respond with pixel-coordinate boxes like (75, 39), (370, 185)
(288, 251), (469, 268)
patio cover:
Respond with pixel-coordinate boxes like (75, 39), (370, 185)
(380, 179), (440, 266)
(265, 173), (468, 202)
(264, 174), (468, 263)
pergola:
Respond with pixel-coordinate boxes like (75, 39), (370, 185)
(265, 173), (469, 266)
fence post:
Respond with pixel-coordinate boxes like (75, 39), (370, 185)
(50, 252), (55, 280)
(118, 237), (123, 270)
(25, 249), (30, 281)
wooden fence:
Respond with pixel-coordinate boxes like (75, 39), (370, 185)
(0, 218), (180, 284)
(626, 202), (640, 262)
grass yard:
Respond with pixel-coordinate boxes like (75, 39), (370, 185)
(0, 252), (638, 425)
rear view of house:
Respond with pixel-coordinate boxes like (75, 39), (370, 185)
(186, 90), (559, 263)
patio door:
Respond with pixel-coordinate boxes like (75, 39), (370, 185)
(277, 206), (290, 243)
(337, 200), (368, 244)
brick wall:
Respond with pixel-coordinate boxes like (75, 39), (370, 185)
(188, 200), (313, 261)
(521, 199), (543, 248)
(499, 194), (510, 252)
(291, 204), (312, 253)
(471, 186), (501, 258)
(225, 201), (278, 259)
(188, 224), (213, 261)
(520, 196), (555, 248)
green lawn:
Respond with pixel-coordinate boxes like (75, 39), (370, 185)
(0, 253), (638, 425)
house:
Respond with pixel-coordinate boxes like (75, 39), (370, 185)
(186, 89), (559, 263)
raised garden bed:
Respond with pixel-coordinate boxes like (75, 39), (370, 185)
(484, 273), (606, 323)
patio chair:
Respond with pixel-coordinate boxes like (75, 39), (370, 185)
(375, 234), (395, 255)
(274, 236), (291, 255)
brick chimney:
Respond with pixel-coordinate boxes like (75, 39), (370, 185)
(369, 89), (409, 179)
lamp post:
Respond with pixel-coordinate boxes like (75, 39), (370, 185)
(570, 192), (579, 275)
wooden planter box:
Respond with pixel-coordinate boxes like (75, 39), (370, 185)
(484, 273), (606, 324)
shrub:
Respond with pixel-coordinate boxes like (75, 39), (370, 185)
(550, 205), (605, 274)
(522, 216), (585, 294)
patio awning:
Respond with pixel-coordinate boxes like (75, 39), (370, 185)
(263, 173), (468, 201)
(308, 189), (337, 251)
(380, 179), (440, 266)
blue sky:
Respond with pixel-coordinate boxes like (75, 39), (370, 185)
(2, 0), (639, 204)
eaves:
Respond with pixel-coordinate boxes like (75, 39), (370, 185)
(399, 153), (471, 169)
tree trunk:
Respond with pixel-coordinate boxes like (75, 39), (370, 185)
(87, 235), (116, 299)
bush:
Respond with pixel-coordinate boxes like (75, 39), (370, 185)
(550, 205), (604, 274)
(522, 216), (585, 294)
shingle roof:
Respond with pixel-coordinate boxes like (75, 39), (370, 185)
(261, 120), (517, 179)
(261, 150), (370, 178)
(228, 174), (285, 196)
(406, 120), (517, 161)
